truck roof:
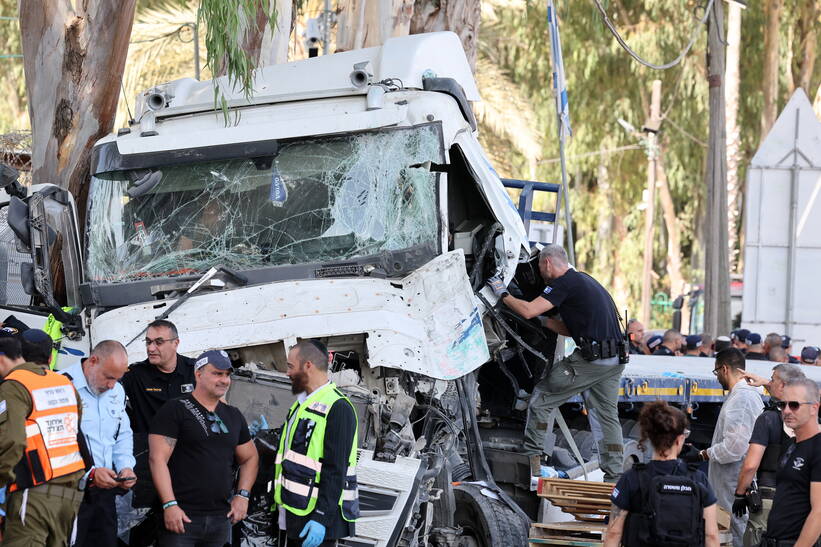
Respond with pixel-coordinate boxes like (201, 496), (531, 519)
(133, 31), (480, 120)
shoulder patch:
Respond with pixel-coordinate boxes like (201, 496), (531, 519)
(308, 401), (329, 415)
(0, 399), (6, 414)
(542, 286), (553, 296)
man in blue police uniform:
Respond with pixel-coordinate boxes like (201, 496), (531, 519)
(63, 340), (135, 544)
(275, 340), (359, 547)
(487, 244), (627, 482)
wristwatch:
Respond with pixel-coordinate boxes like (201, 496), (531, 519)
(235, 489), (250, 499)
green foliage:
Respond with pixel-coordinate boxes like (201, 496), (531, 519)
(479, 0), (820, 328)
(197, 0), (277, 117)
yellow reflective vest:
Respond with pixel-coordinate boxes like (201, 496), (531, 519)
(274, 383), (359, 521)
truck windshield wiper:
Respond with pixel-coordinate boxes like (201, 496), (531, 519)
(125, 265), (248, 347)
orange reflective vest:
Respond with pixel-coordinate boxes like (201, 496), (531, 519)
(4, 368), (85, 492)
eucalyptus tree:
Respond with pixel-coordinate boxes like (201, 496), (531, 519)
(481, 1), (711, 322)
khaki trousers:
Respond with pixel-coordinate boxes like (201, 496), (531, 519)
(3, 483), (83, 547)
(523, 350), (625, 482)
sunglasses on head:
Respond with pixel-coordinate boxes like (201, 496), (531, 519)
(776, 400), (816, 411)
(207, 412), (229, 434)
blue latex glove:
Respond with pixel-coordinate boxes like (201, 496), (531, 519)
(248, 415), (269, 436)
(299, 519), (326, 547)
(0, 485), (6, 517)
(487, 276), (509, 299)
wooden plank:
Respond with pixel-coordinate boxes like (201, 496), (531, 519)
(529, 520), (605, 546)
(529, 539), (602, 546)
(532, 522), (608, 532)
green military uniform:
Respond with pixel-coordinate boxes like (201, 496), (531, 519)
(0, 362), (85, 546)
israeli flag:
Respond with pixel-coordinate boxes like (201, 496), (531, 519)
(547, 0), (572, 139)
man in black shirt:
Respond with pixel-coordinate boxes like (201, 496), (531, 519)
(745, 333), (768, 361)
(652, 329), (681, 356)
(627, 319), (644, 354)
(684, 334), (703, 357)
(149, 350), (258, 547)
(121, 319), (197, 544)
(487, 244), (626, 482)
(800, 346), (820, 366)
(733, 363), (805, 546)
(732, 329), (751, 353)
(763, 378), (821, 545)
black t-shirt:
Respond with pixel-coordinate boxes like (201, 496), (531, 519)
(749, 408), (791, 487)
(122, 354), (197, 434)
(746, 352), (767, 361)
(766, 432), (821, 539)
(539, 269), (622, 343)
(150, 394), (251, 515)
(749, 409), (784, 446)
(611, 459), (717, 512)
(653, 346), (676, 357)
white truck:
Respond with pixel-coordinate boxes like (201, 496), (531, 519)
(0, 32), (543, 546)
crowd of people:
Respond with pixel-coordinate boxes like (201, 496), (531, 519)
(627, 320), (821, 366)
(0, 320), (359, 547)
(602, 348), (821, 547)
(489, 245), (821, 547)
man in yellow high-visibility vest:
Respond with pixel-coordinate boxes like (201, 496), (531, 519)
(274, 340), (359, 547)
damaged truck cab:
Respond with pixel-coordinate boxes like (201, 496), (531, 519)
(0, 32), (549, 546)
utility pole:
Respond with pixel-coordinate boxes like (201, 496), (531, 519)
(704, 0), (732, 336)
(640, 80), (662, 327)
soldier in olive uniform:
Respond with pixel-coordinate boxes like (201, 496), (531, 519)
(0, 335), (87, 546)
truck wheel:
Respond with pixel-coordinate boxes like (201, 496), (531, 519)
(453, 484), (529, 547)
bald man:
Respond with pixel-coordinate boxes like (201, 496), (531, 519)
(62, 341), (135, 545)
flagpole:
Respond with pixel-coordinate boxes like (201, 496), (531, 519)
(547, 0), (576, 265)
(557, 130), (575, 265)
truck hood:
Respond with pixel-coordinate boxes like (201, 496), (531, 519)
(92, 250), (489, 380)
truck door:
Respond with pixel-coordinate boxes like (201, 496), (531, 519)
(0, 174), (89, 365)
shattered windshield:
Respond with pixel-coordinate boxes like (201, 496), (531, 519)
(86, 124), (442, 283)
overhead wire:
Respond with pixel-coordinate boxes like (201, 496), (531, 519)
(591, 0), (715, 70)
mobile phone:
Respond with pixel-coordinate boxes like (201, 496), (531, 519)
(114, 476), (136, 482)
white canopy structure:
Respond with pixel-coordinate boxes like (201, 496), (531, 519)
(742, 89), (821, 345)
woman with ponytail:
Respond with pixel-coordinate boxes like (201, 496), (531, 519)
(603, 401), (720, 547)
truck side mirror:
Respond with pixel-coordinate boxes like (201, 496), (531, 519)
(0, 164), (26, 199)
(20, 262), (34, 295)
(8, 196), (30, 253)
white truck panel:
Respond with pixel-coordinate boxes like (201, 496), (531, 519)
(91, 251), (488, 380)
(742, 89), (821, 344)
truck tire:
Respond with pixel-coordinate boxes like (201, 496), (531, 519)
(453, 484), (529, 547)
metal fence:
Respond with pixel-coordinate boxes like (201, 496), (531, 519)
(0, 206), (32, 306)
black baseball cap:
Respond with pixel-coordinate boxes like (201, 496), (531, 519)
(195, 349), (233, 371)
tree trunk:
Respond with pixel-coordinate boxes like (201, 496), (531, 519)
(594, 143), (615, 289)
(656, 149), (684, 299)
(410, 0), (481, 71)
(20, 0), (136, 217)
(815, 83), (821, 119)
(725, 1), (742, 273)
(794, 0), (818, 93)
(244, 0), (295, 66)
(215, 0), (295, 76)
(760, 0), (783, 140)
(336, 0), (415, 51)
(704, 0), (732, 337)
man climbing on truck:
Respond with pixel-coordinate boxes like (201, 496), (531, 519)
(488, 243), (627, 482)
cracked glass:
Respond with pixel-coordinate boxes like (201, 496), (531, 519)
(86, 124), (442, 283)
